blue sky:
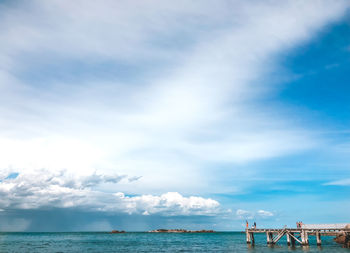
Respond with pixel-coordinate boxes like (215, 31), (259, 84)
(0, 0), (350, 231)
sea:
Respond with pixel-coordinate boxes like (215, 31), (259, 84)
(0, 232), (348, 252)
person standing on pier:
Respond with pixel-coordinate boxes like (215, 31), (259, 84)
(246, 220), (248, 229)
(254, 222), (256, 229)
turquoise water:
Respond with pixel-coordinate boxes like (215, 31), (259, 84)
(0, 232), (348, 252)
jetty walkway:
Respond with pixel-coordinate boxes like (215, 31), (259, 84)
(246, 224), (350, 246)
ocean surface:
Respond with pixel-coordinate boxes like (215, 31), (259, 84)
(0, 232), (348, 252)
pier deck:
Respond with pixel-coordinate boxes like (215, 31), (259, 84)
(246, 225), (350, 246)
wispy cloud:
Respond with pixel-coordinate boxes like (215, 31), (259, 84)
(324, 179), (350, 186)
(236, 209), (275, 220)
(0, 0), (349, 222)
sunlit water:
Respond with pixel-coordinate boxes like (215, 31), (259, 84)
(0, 232), (348, 252)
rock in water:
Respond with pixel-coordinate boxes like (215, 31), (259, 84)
(334, 234), (347, 244)
(334, 224), (350, 248)
(111, 230), (126, 234)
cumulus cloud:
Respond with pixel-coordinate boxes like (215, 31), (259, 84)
(0, 169), (127, 189)
(115, 192), (221, 216)
(0, 170), (221, 216)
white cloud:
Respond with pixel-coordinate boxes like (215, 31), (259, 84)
(236, 209), (254, 219)
(324, 179), (350, 186)
(118, 192), (221, 216)
(1, 169), (127, 189)
(0, 170), (221, 216)
(257, 210), (274, 218)
(0, 0), (348, 196)
(236, 209), (274, 219)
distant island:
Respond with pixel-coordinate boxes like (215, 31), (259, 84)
(110, 230), (126, 233)
(148, 229), (215, 233)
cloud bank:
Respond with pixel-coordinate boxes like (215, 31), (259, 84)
(0, 170), (221, 216)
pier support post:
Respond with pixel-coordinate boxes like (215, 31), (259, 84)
(301, 230), (309, 246)
(290, 232), (296, 246)
(304, 231), (309, 246)
(266, 232), (274, 244)
(286, 233), (291, 246)
(250, 232), (255, 245)
(270, 232), (274, 244)
(266, 232), (271, 244)
(316, 231), (321, 246)
(246, 230), (251, 244)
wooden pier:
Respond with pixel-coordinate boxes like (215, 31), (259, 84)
(246, 224), (350, 246)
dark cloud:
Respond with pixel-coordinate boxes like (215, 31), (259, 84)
(0, 209), (221, 232)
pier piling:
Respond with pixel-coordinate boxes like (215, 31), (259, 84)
(266, 232), (273, 244)
(250, 232), (255, 245)
(246, 231), (255, 244)
(316, 231), (321, 246)
(301, 230), (309, 246)
(246, 230), (251, 244)
(286, 232), (291, 246)
(290, 232), (296, 246)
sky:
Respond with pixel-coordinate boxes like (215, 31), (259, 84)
(0, 0), (350, 232)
